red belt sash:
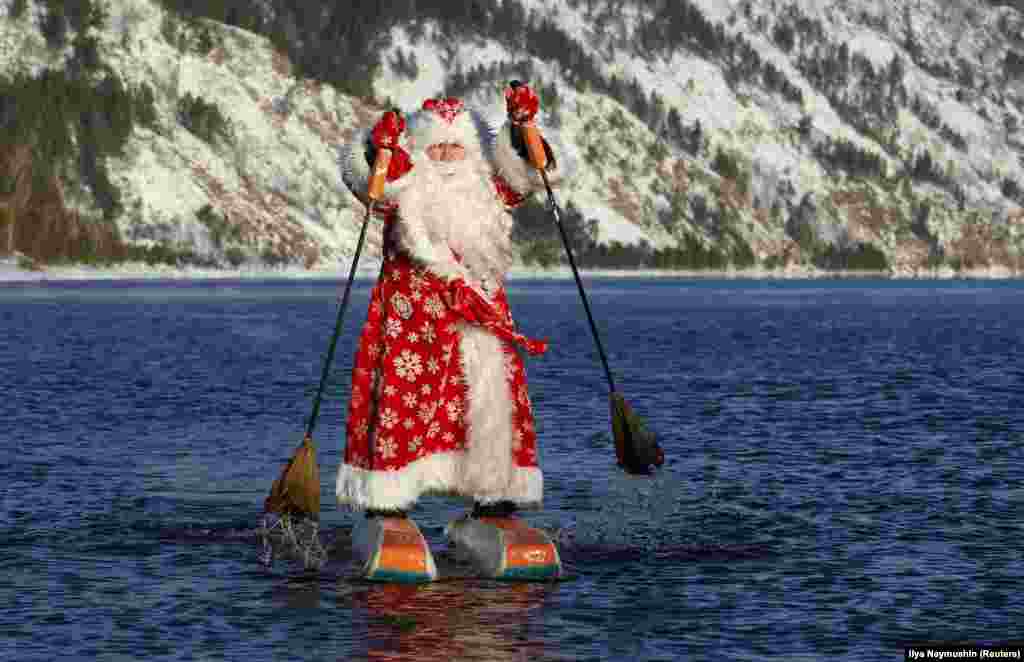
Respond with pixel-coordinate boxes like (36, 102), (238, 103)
(447, 279), (548, 356)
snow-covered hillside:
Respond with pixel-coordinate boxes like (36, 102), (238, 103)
(374, 0), (1024, 275)
(3, 0), (1024, 276)
(1, 0), (389, 271)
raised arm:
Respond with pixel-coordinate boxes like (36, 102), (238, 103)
(338, 109), (414, 211)
(491, 81), (576, 201)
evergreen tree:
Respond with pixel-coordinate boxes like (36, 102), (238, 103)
(666, 107), (685, 147)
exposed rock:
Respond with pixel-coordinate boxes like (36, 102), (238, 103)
(3, 0), (1024, 274)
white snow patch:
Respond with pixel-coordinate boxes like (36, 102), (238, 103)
(377, 27), (449, 109)
(846, 32), (896, 71)
(689, 0), (737, 23)
(935, 98), (985, 142)
(578, 202), (654, 246)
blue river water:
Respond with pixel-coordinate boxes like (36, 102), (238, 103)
(1, 278), (1021, 661)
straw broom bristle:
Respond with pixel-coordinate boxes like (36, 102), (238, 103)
(611, 393), (629, 467)
(611, 392), (663, 473)
(264, 435), (320, 519)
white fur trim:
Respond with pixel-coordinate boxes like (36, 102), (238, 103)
(339, 109), (577, 206)
(335, 451), (543, 511)
(404, 108), (495, 159)
(455, 323), (517, 502)
(335, 321), (542, 511)
(492, 120), (577, 196)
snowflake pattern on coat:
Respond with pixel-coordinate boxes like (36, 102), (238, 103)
(343, 245), (540, 477)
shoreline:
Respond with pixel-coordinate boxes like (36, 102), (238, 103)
(0, 257), (1020, 283)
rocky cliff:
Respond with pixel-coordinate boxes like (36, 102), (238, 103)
(3, 0), (1024, 276)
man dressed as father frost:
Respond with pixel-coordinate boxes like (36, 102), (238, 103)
(335, 82), (574, 552)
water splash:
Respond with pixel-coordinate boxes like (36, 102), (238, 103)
(552, 467), (689, 555)
(258, 513), (326, 571)
(553, 466), (775, 562)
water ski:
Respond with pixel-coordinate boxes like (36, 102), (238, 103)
(352, 516), (438, 583)
(445, 516), (562, 581)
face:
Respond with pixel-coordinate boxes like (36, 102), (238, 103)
(426, 142), (466, 162)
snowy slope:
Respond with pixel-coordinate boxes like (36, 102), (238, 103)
(4, 0), (1024, 275)
(1, 0), (385, 271)
(488, 0), (1024, 272)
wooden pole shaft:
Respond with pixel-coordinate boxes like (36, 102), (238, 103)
(521, 123), (547, 171)
(304, 201), (372, 439)
(368, 148), (392, 201)
(538, 167), (617, 394)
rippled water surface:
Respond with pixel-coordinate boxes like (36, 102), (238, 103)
(2, 278), (1022, 661)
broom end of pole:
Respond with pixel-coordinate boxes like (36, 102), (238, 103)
(264, 434), (321, 519)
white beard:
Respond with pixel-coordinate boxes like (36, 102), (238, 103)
(393, 151), (514, 293)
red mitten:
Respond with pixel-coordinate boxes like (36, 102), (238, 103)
(369, 109), (412, 182)
(505, 81), (540, 124)
(371, 110), (405, 149)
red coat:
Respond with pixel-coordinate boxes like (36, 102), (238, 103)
(335, 100), (574, 512)
(335, 178), (547, 511)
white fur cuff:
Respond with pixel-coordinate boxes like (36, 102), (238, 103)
(492, 121), (577, 196)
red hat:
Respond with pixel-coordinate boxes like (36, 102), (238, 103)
(404, 96), (486, 154)
(421, 97), (465, 124)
